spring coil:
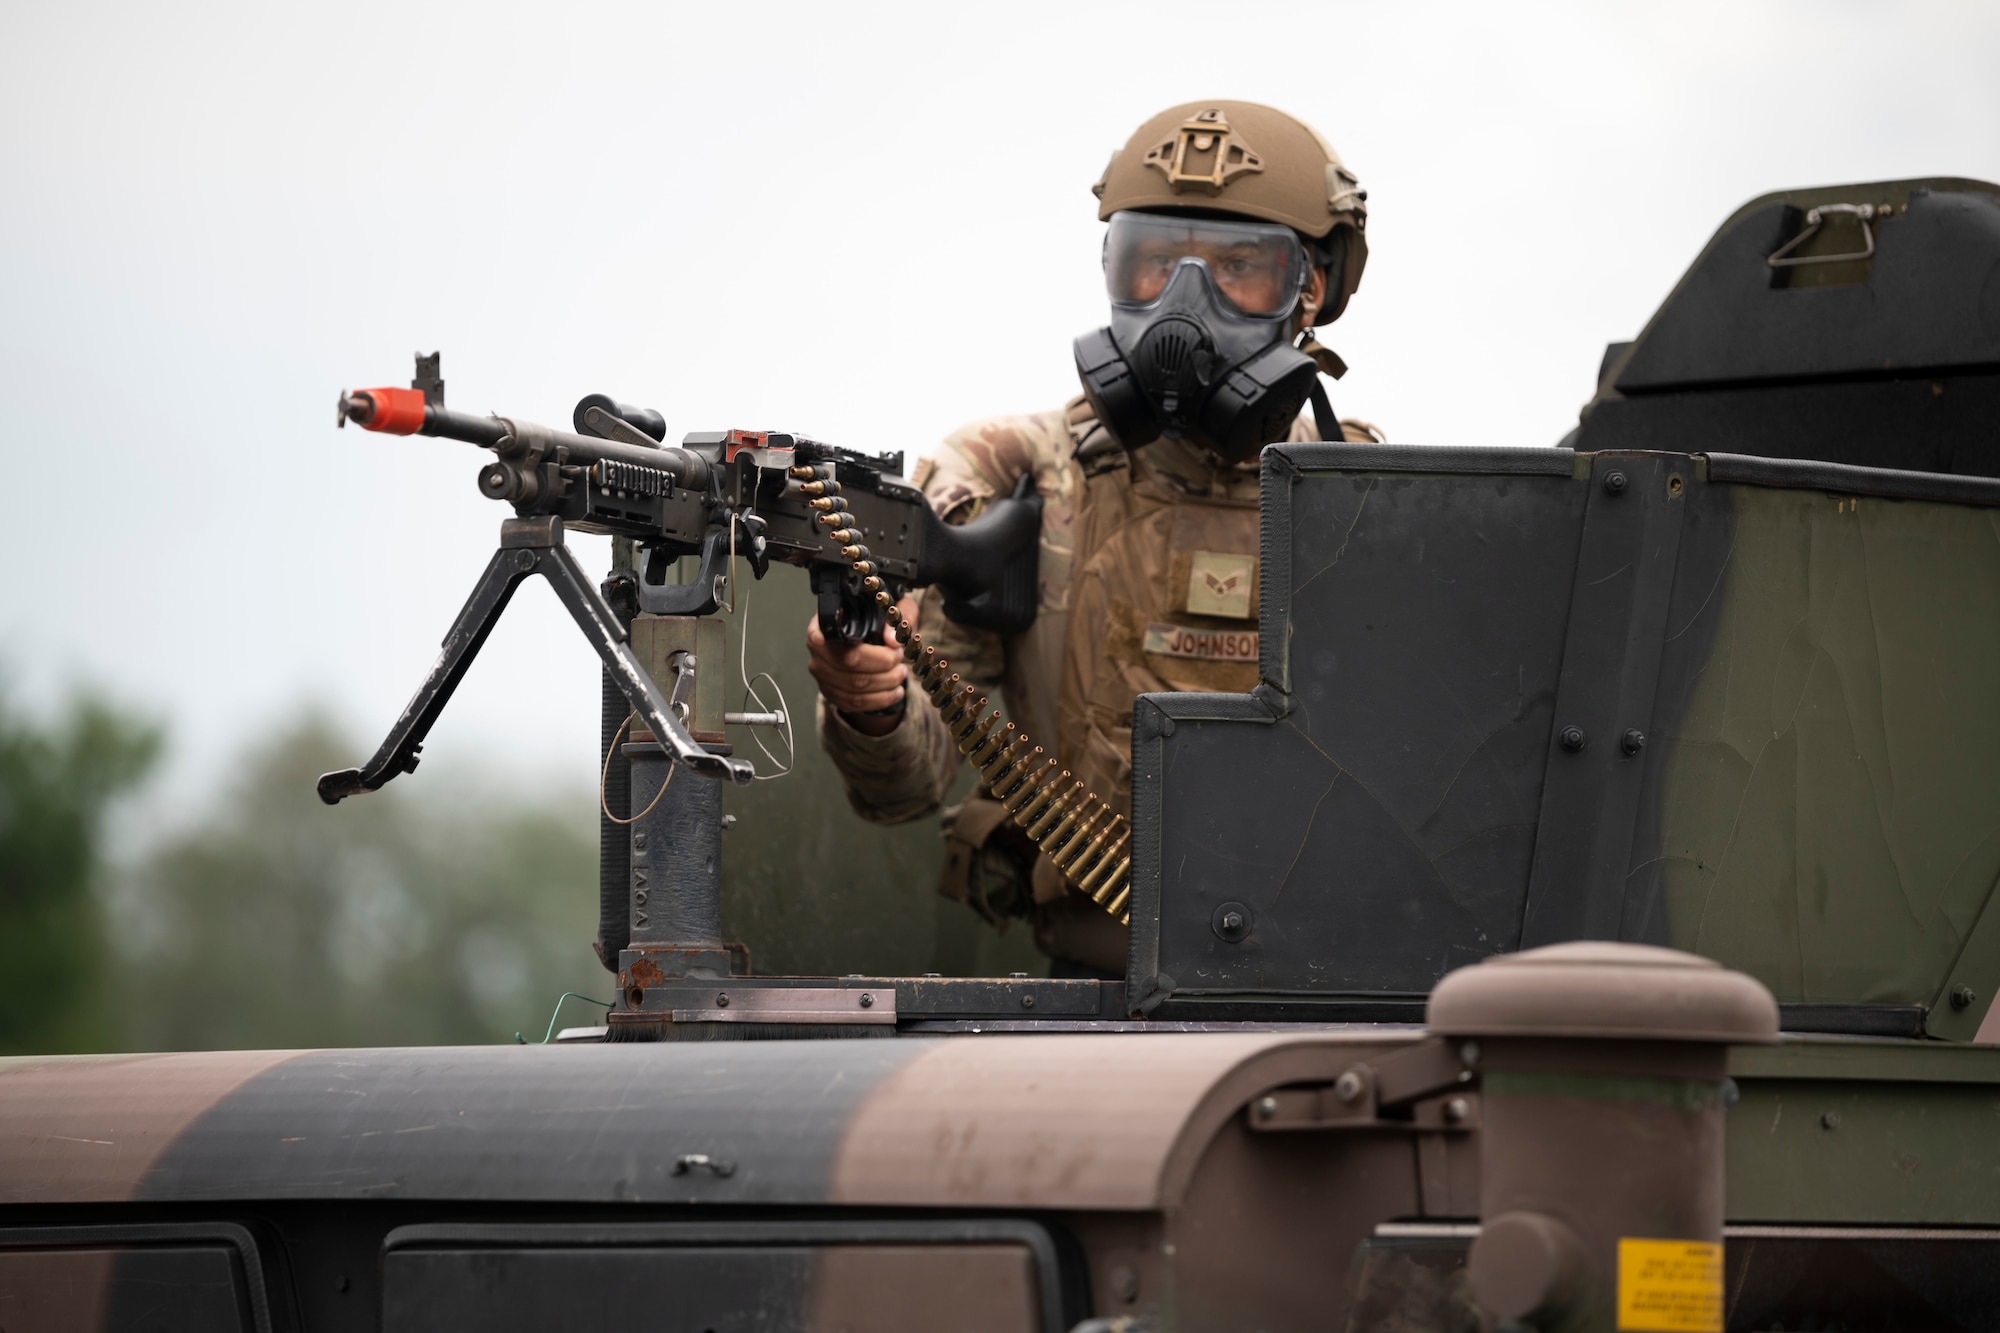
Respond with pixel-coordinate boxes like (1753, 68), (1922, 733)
(793, 467), (1131, 922)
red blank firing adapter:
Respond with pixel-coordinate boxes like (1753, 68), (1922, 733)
(341, 386), (428, 434)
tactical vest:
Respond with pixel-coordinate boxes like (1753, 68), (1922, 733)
(939, 407), (1371, 972)
(1055, 440), (1263, 821)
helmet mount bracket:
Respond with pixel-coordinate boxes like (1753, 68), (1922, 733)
(1143, 109), (1265, 196)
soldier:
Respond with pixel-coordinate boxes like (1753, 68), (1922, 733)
(807, 100), (1381, 976)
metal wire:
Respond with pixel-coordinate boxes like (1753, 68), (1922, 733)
(729, 544), (795, 780)
(598, 712), (675, 826)
(536, 992), (612, 1044)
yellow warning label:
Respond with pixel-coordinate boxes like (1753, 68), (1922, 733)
(1617, 1238), (1722, 1332)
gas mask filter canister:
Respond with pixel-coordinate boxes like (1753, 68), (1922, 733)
(1074, 211), (1320, 461)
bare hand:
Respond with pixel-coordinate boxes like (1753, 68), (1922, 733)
(806, 597), (918, 737)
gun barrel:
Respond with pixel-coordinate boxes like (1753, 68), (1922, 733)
(339, 387), (508, 448)
(425, 405), (512, 448)
(339, 387), (708, 487)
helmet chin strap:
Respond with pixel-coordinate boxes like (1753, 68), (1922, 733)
(1295, 328), (1348, 379)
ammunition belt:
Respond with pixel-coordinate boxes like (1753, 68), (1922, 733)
(794, 466), (1131, 922)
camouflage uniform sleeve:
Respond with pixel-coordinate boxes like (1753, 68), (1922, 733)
(906, 412), (1066, 688)
(814, 409), (1071, 824)
(814, 692), (959, 824)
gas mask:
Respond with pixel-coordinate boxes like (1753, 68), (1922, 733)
(1074, 210), (1321, 462)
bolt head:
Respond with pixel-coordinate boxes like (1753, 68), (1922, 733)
(715, 993), (729, 1008)
(1559, 725), (1587, 753)
(858, 992), (873, 1008)
(1021, 994), (1035, 1009)
(1444, 1097), (1470, 1124)
(1952, 984), (1976, 1010)
(1822, 1110), (1841, 1130)
(1254, 1095), (1279, 1120)
(1211, 900), (1253, 943)
(1334, 1070), (1366, 1104)
(1621, 728), (1647, 756)
(1604, 470), (1629, 495)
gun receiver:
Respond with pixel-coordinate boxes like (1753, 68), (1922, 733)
(334, 384), (1039, 643)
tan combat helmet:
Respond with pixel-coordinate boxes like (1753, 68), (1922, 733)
(1093, 100), (1368, 324)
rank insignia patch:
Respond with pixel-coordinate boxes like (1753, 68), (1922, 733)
(1185, 550), (1256, 619)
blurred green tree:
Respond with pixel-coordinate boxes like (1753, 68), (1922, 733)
(106, 714), (607, 1051)
(0, 685), (162, 1055)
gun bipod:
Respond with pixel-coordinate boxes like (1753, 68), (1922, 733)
(317, 515), (753, 806)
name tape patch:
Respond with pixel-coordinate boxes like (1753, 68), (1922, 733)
(1144, 622), (1259, 663)
(1617, 1238), (1722, 1332)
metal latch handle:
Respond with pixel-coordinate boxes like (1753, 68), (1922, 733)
(1767, 202), (1877, 268)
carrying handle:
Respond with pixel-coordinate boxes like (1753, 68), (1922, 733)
(1767, 203), (1877, 268)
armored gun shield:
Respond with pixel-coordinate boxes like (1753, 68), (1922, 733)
(1130, 443), (2000, 1043)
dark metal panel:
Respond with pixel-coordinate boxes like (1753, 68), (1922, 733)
(1778, 1005), (1928, 1039)
(885, 975), (1109, 1019)
(1614, 185), (2000, 391)
(385, 1246), (814, 1332)
(1577, 376), (2000, 478)
(1614, 473), (1735, 946)
(1150, 998), (1430, 1023)
(1520, 453), (1692, 944)
(133, 1042), (930, 1206)
(1704, 447), (2000, 506)
(1259, 448), (1300, 693)
(1138, 461), (1588, 998)
(1157, 718), (1488, 992)
(0, 1223), (272, 1333)
(1271, 443), (1578, 477)
(380, 1220), (1076, 1333)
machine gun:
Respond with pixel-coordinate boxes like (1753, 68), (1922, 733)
(316, 352), (1043, 801)
(318, 353), (1132, 1026)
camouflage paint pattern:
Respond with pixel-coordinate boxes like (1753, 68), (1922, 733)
(1656, 486), (2000, 1013)
(0, 1030), (1474, 1331)
(5, 1027), (1996, 1329)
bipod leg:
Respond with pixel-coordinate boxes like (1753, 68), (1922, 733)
(318, 517), (749, 805)
(532, 526), (752, 784)
(317, 522), (541, 803)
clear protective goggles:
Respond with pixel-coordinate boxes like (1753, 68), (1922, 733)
(1102, 210), (1311, 319)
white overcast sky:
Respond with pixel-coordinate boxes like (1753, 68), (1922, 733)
(3, 0), (1999, 799)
